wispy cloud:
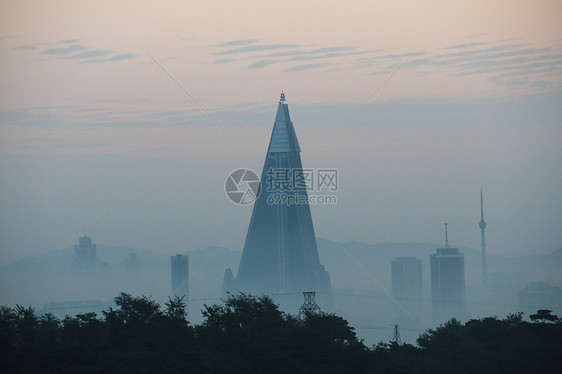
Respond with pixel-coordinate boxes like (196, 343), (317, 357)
(434, 44), (517, 60)
(216, 44), (297, 55)
(40, 44), (88, 55)
(284, 63), (330, 72)
(260, 46), (357, 58)
(213, 58), (236, 64)
(215, 39), (261, 47)
(11, 41), (51, 52)
(443, 47), (549, 63)
(397, 40), (562, 89)
(67, 50), (111, 59)
(380, 51), (425, 59)
(28, 40), (138, 64)
(443, 41), (489, 50)
(248, 60), (278, 69)
(209, 36), (562, 90)
(0, 105), (211, 132)
(12, 45), (36, 51)
(356, 51), (425, 64)
(454, 52), (561, 70)
(212, 38), (425, 73)
(289, 50), (375, 62)
(459, 59), (562, 77)
(108, 53), (137, 62)
(212, 39), (386, 72)
(489, 66), (562, 81)
(82, 53), (138, 63)
(0, 35), (18, 41)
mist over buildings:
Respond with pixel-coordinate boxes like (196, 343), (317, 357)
(1, 0), (561, 349)
(1, 95), (560, 344)
(1, 93), (560, 346)
(1, 232), (560, 345)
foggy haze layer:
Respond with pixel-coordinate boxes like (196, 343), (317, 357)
(1, 1), (561, 264)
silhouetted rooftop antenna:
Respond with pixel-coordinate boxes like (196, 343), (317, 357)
(279, 91), (286, 103)
(444, 222), (449, 248)
(299, 291), (321, 318)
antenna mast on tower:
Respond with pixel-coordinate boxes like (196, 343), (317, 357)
(479, 187), (488, 284)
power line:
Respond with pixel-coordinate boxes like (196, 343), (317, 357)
(147, 53), (258, 163)
(37, 289), (541, 314)
(310, 57), (410, 158)
(356, 324), (426, 333)
(313, 220), (413, 318)
(323, 291), (543, 310)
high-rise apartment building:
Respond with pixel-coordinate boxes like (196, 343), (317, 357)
(430, 224), (466, 323)
(171, 254), (189, 300)
(391, 256), (423, 319)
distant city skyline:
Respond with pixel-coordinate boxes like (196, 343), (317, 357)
(1, 1), (561, 264)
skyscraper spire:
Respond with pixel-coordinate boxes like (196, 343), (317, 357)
(444, 222), (449, 248)
(479, 187), (487, 283)
(223, 92), (332, 298)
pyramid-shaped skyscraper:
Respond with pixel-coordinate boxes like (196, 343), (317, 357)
(222, 93), (332, 297)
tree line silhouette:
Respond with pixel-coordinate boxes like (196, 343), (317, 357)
(1, 293), (560, 373)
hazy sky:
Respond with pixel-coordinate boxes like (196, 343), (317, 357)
(1, 1), (561, 264)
